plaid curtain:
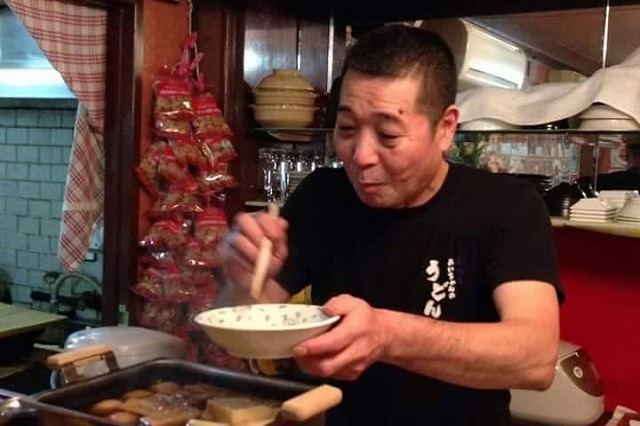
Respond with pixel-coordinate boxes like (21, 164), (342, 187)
(6, 0), (106, 271)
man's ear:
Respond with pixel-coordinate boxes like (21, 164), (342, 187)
(436, 105), (459, 151)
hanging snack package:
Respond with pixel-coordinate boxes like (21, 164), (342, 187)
(132, 266), (166, 301)
(182, 264), (217, 288)
(197, 161), (238, 197)
(203, 137), (238, 164)
(171, 135), (207, 168)
(153, 65), (194, 138)
(194, 207), (228, 247)
(191, 92), (233, 139)
(187, 285), (217, 327)
(138, 219), (187, 252)
(154, 178), (205, 216)
(155, 117), (192, 138)
(157, 141), (191, 184)
(153, 66), (194, 121)
(137, 299), (186, 334)
(163, 263), (197, 304)
(135, 142), (164, 197)
(183, 238), (218, 269)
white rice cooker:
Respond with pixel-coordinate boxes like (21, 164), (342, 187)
(510, 340), (605, 425)
(50, 326), (186, 388)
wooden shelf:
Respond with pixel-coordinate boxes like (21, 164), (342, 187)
(252, 128), (331, 143)
(550, 217), (640, 238)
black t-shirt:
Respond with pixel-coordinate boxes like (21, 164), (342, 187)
(278, 162), (563, 425)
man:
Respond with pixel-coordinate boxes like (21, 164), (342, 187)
(219, 24), (563, 425)
(578, 134), (640, 191)
(627, 137), (640, 170)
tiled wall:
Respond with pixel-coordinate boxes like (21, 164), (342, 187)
(0, 99), (103, 307)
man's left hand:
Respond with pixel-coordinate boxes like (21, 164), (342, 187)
(292, 294), (389, 381)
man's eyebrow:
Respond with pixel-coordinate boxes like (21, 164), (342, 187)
(337, 107), (403, 123)
(374, 112), (404, 124)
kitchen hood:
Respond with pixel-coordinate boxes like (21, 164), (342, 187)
(0, 5), (75, 98)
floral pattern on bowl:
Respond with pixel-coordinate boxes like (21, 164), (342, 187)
(194, 304), (340, 359)
(196, 304), (338, 331)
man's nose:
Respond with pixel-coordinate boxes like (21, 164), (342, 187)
(352, 132), (378, 167)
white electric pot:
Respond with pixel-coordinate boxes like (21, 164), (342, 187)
(50, 326), (186, 388)
(510, 340), (605, 425)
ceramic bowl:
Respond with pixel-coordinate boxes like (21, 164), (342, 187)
(578, 104), (634, 120)
(458, 118), (520, 131)
(194, 304), (340, 359)
(577, 105), (640, 131)
(251, 104), (316, 129)
(256, 69), (315, 92)
(578, 118), (640, 131)
(254, 89), (318, 107)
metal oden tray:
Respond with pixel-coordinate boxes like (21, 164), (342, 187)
(32, 345), (321, 425)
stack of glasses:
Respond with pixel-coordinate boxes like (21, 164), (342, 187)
(257, 148), (323, 203)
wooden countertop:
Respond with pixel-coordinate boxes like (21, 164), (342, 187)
(0, 303), (67, 339)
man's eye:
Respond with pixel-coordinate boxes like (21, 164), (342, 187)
(337, 125), (355, 133)
(379, 133), (400, 140)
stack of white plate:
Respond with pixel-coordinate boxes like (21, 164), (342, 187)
(569, 198), (618, 223)
(616, 198), (640, 224)
(598, 190), (639, 209)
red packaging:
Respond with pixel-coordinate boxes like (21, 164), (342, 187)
(139, 219), (187, 251)
(194, 208), (228, 246)
(163, 264), (197, 304)
(135, 143), (163, 197)
(153, 67), (194, 121)
(137, 300), (185, 333)
(172, 136), (207, 168)
(191, 92), (233, 138)
(132, 267), (165, 301)
(153, 179), (205, 215)
(157, 142), (191, 183)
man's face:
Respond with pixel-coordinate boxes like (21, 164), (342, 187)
(333, 70), (458, 208)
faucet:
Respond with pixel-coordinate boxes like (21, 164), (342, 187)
(49, 272), (102, 314)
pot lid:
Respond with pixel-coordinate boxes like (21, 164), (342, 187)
(64, 326), (186, 358)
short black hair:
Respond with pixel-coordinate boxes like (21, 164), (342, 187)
(341, 24), (457, 127)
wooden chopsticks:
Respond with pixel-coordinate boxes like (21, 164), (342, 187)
(249, 203), (280, 301)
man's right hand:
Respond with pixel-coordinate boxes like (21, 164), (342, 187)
(217, 210), (290, 302)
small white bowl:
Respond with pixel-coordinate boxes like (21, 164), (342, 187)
(578, 104), (634, 120)
(194, 304), (340, 359)
(578, 118), (640, 131)
(458, 118), (519, 131)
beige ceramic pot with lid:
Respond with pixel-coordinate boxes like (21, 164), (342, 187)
(256, 69), (315, 92)
(253, 69), (318, 128)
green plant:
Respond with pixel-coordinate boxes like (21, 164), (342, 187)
(448, 134), (488, 168)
